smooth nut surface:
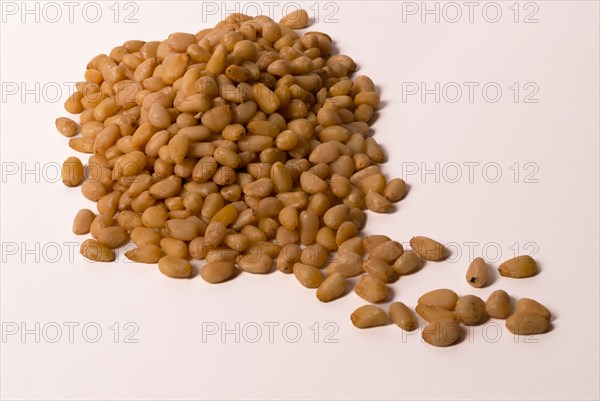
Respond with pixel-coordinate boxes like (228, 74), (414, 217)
(393, 251), (422, 275)
(200, 261), (237, 283)
(418, 289), (459, 310)
(410, 236), (446, 261)
(515, 298), (551, 320)
(466, 257), (489, 288)
(454, 295), (486, 325)
(316, 272), (347, 302)
(389, 302), (416, 331)
(498, 255), (537, 278)
(422, 319), (462, 347)
(485, 290), (512, 319)
(354, 275), (388, 303)
(158, 256), (192, 278)
(506, 314), (549, 335)
(351, 305), (387, 328)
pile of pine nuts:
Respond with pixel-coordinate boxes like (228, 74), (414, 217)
(57, 10), (550, 346)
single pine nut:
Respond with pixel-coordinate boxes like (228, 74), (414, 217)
(515, 298), (551, 320)
(73, 209), (96, 235)
(506, 314), (549, 335)
(410, 236), (446, 261)
(485, 290), (512, 319)
(351, 305), (387, 329)
(369, 240), (404, 264)
(393, 251), (422, 275)
(415, 304), (457, 323)
(365, 190), (391, 213)
(62, 157), (84, 187)
(316, 272), (346, 302)
(354, 275), (388, 303)
(389, 302), (417, 331)
(454, 295), (486, 325)
(126, 244), (161, 263)
(200, 261), (237, 283)
(56, 117), (78, 137)
(466, 257), (488, 288)
(418, 289), (459, 310)
(80, 239), (115, 262)
(325, 252), (364, 277)
(237, 253), (272, 274)
(363, 258), (399, 283)
(158, 256), (192, 278)
(293, 262), (324, 288)
(422, 319), (462, 347)
(498, 255), (537, 278)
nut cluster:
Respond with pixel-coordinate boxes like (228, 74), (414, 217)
(57, 10), (550, 347)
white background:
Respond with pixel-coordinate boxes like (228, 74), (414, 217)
(1, 1), (599, 400)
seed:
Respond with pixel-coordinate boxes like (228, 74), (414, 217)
(393, 251), (422, 275)
(298, 210), (319, 245)
(279, 9), (309, 29)
(384, 178), (406, 202)
(506, 314), (549, 335)
(56, 117), (78, 137)
(498, 255), (537, 278)
(161, 237), (189, 259)
(73, 209), (96, 235)
(158, 256), (192, 278)
(415, 304), (457, 323)
(293, 263), (324, 288)
(338, 236), (363, 256)
(409, 236), (446, 261)
(322, 204), (349, 230)
(515, 298), (551, 320)
(316, 273), (347, 302)
(363, 235), (390, 253)
(325, 252), (364, 277)
(300, 243), (328, 268)
(300, 171), (327, 194)
(62, 157), (84, 187)
(418, 289), (458, 310)
(131, 227), (161, 246)
(96, 226), (128, 249)
(389, 302), (417, 331)
(369, 240), (404, 264)
(142, 206), (168, 228)
(351, 305), (387, 329)
(454, 295), (486, 325)
(336, 221), (357, 246)
(354, 275), (388, 303)
(465, 257), (488, 288)
(80, 239), (115, 262)
(165, 219), (201, 241)
(363, 258), (399, 283)
(200, 261), (237, 283)
(126, 244), (161, 263)
(237, 253), (272, 274)
(365, 190), (391, 213)
(422, 319), (462, 347)
(485, 290), (512, 319)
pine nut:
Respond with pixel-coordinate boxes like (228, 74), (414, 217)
(466, 257), (489, 288)
(158, 256), (192, 278)
(422, 319), (462, 347)
(485, 290), (512, 319)
(498, 255), (537, 278)
(410, 236), (446, 261)
(454, 295), (486, 325)
(293, 263), (324, 288)
(418, 289), (459, 310)
(389, 302), (417, 331)
(351, 305), (387, 329)
(355, 275), (388, 303)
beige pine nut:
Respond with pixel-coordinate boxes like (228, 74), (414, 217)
(80, 239), (115, 262)
(498, 255), (537, 278)
(55, 117), (78, 137)
(365, 190), (391, 213)
(389, 302), (417, 331)
(300, 243), (328, 268)
(325, 252), (364, 277)
(200, 261), (238, 283)
(62, 157), (84, 187)
(354, 275), (388, 303)
(298, 210), (319, 245)
(466, 257), (489, 288)
(485, 290), (511, 319)
(506, 314), (549, 335)
(393, 251), (422, 275)
(126, 244), (161, 263)
(363, 258), (399, 283)
(279, 9), (309, 29)
(237, 253), (272, 274)
(455, 295), (486, 325)
(335, 221), (357, 246)
(416, 304), (458, 323)
(422, 319), (462, 347)
(323, 204), (349, 230)
(384, 178), (406, 202)
(158, 256), (192, 278)
(72, 209), (96, 235)
(410, 236), (446, 261)
(351, 305), (387, 329)
(293, 263), (324, 288)
(515, 298), (551, 320)
(369, 240), (404, 264)
(96, 226), (128, 249)
(337, 236), (363, 256)
(418, 289), (459, 310)
(316, 273), (346, 303)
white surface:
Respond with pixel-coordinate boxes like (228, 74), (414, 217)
(1, 1), (599, 400)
